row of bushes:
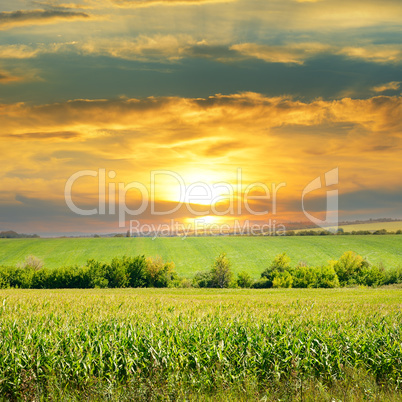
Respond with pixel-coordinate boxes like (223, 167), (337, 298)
(1, 252), (401, 289)
(0, 256), (178, 289)
(284, 229), (402, 236)
(193, 252), (402, 289)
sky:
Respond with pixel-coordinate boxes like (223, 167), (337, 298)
(0, 0), (401, 234)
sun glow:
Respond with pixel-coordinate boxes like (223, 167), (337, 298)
(186, 215), (228, 226)
(153, 170), (233, 206)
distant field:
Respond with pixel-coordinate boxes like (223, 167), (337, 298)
(339, 221), (402, 232)
(296, 221), (402, 233)
(1, 235), (401, 277)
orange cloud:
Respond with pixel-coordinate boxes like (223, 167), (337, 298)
(0, 93), (401, 227)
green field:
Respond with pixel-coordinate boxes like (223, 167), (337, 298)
(0, 287), (401, 400)
(1, 235), (401, 277)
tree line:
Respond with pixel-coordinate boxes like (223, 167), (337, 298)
(0, 251), (401, 289)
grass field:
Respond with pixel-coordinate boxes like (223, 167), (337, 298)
(1, 235), (401, 277)
(0, 287), (401, 400)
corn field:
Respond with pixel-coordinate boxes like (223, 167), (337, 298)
(0, 288), (401, 400)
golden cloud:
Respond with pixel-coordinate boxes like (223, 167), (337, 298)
(79, 35), (196, 61)
(1, 93), (401, 137)
(1, 93), (401, 228)
(0, 45), (44, 59)
(231, 42), (402, 65)
(282, 0), (402, 30)
(372, 81), (401, 93)
(338, 45), (402, 64)
(1, 36), (400, 67)
(230, 42), (332, 64)
(108, 0), (235, 8)
(76, 37), (402, 65)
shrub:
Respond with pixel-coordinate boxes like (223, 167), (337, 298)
(43, 265), (91, 289)
(106, 257), (130, 288)
(192, 271), (213, 288)
(0, 255), (177, 289)
(179, 278), (192, 288)
(332, 251), (369, 286)
(291, 265), (317, 288)
(237, 271), (253, 288)
(258, 253), (292, 288)
(315, 265), (339, 288)
(0, 266), (14, 288)
(192, 254), (234, 288)
(0, 266), (34, 288)
(261, 253), (291, 279)
(373, 229), (387, 235)
(0, 267), (10, 288)
(86, 259), (109, 288)
(272, 271), (293, 288)
(145, 256), (177, 287)
(210, 253), (233, 288)
(291, 264), (339, 288)
(251, 278), (271, 288)
(270, 252), (291, 272)
(0, 256), (45, 288)
(125, 255), (147, 288)
(357, 264), (385, 287)
(18, 255), (44, 271)
(383, 266), (402, 285)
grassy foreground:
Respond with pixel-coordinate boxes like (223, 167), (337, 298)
(0, 288), (401, 400)
(1, 235), (402, 277)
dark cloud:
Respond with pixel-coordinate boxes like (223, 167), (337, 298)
(6, 131), (81, 140)
(0, 9), (90, 29)
(0, 71), (21, 83)
(270, 122), (359, 138)
(184, 44), (242, 62)
(0, 193), (227, 230)
(370, 145), (396, 152)
(339, 189), (402, 211)
(2, 51), (402, 104)
(31, 1), (92, 11)
(278, 189), (402, 215)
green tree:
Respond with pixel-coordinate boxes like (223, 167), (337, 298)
(237, 271), (253, 288)
(145, 256), (177, 287)
(211, 253), (233, 288)
(331, 251), (369, 286)
(192, 271), (213, 288)
(272, 271), (293, 288)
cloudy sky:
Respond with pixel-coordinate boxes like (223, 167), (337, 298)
(0, 0), (401, 234)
